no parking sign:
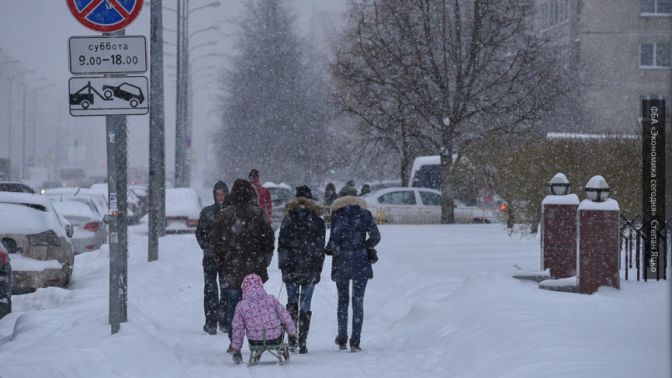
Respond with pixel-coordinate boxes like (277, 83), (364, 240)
(66, 0), (144, 33)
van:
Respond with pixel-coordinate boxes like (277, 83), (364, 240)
(409, 155), (442, 190)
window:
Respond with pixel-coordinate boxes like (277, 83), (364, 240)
(640, 42), (670, 68)
(641, 0), (672, 14)
(378, 191), (416, 205)
(419, 191), (442, 206)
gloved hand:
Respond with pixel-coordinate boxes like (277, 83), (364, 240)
(232, 351), (242, 365)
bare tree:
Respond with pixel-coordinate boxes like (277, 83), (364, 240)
(333, 0), (569, 222)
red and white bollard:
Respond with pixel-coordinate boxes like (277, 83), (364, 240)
(577, 176), (620, 294)
(541, 173), (579, 279)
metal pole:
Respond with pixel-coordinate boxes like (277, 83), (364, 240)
(183, 3), (191, 187)
(21, 83), (26, 179)
(7, 77), (13, 178)
(149, 0), (166, 260)
(104, 29), (129, 334)
(174, 0), (185, 187)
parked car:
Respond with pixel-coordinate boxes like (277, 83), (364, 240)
(165, 188), (201, 233)
(129, 185), (148, 218)
(0, 180), (34, 193)
(89, 183), (142, 224)
(43, 187), (110, 217)
(50, 199), (105, 254)
(363, 187), (501, 224)
(0, 241), (11, 319)
(264, 182), (293, 228)
(0, 192), (75, 293)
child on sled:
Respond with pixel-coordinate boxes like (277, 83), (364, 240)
(230, 274), (298, 364)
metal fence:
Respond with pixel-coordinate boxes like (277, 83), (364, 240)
(619, 215), (669, 281)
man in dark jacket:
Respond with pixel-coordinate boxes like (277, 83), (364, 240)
(277, 185), (326, 354)
(213, 179), (275, 350)
(195, 181), (229, 335)
(326, 194), (380, 352)
(338, 180), (358, 197)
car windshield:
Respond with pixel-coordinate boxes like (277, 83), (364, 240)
(119, 84), (140, 95)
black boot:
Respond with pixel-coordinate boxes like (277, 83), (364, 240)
(349, 339), (361, 353)
(286, 303), (299, 351)
(298, 311), (312, 354)
(335, 335), (347, 350)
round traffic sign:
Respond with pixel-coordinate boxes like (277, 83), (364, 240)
(67, 0), (144, 33)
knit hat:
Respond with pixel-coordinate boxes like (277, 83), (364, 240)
(248, 169), (259, 180)
(295, 185), (313, 199)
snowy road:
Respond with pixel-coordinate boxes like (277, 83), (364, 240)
(0, 223), (669, 378)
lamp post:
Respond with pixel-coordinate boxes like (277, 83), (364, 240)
(172, 0), (220, 187)
(22, 76), (48, 179)
(5, 69), (34, 179)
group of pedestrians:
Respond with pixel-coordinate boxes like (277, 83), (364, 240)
(195, 170), (381, 364)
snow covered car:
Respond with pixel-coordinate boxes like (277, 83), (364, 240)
(89, 183), (142, 224)
(264, 182), (293, 228)
(363, 187), (501, 224)
(0, 192), (75, 293)
(50, 199), (105, 254)
(165, 188), (201, 233)
(0, 180), (35, 193)
(43, 187), (110, 218)
(0, 241), (11, 319)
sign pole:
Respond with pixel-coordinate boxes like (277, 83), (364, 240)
(104, 28), (129, 333)
(148, 0), (165, 261)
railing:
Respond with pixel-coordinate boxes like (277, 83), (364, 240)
(620, 215), (669, 281)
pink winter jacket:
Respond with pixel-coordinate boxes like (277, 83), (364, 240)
(231, 274), (297, 351)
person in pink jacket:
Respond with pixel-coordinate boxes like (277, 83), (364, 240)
(230, 274), (297, 364)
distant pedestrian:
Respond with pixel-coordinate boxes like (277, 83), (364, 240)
(324, 183), (338, 206)
(230, 274), (298, 364)
(213, 179), (275, 353)
(359, 184), (371, 196)
(248, 168), (272, 223)
(277, 185), (326, 353)
(326, 194), (380, 352)
(195, 180), (229, 335)
(338, 180), (357, 197)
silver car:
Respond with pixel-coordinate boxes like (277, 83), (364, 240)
(0, 192), (75, 292)
(51, 199), (105, 254)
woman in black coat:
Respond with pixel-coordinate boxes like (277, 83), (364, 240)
(277, 185), (326, 354)
(326, 194), (380, 352)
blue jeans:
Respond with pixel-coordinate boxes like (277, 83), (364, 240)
(336, 278), (368, 342)
(286, 282), (315, 312)
(222, 287), (242, 341)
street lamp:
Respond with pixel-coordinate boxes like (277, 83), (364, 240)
(189, 41), (217, 55)
(21, 76), (48, 178)
(5, 68), (34, 179)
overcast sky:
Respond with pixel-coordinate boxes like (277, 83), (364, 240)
(0, 0), (347, 182)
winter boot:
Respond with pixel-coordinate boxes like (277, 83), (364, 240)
(349, 339), (361, 353)
(335, 335), (348, 351)
(286, 303), (299, 352)
(298, 311), (312, 354)
(203, 322), (217, 335)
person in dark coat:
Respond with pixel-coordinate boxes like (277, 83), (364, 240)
(359, 184), (371, 196)
(277, 185), (326, 354)
(213, 179), (275, 351)
(195, 180), (229, 335)
(338, 180), (358, 198)
(323, 183), (338, 206)
(326, 194), (380, 352)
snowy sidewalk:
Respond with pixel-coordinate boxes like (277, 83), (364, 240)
(0, 224), (669, 378)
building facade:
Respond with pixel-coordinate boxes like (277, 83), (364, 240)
(535, 0), (671, 131)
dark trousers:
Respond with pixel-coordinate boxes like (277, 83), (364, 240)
(203, 255), (225, 328)
(336, 278), (368, 342)
(222, 287), (243, 340)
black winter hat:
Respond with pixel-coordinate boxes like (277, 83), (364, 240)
(230, 179), (256, 205)
(295, 185), (313, 199)
(248, 169), (259, 180)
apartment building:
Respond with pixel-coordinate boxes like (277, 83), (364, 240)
(535, 0), (671, 131)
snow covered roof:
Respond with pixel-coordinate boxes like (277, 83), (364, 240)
(0, 192), (66, 236)
(165, 188), (201, 218)
(542, 194), (580, 206)
(51, 200), (98, 223)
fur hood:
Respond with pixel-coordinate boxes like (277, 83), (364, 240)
(330, 195), (367, 212)
(286, 197), (322, 215)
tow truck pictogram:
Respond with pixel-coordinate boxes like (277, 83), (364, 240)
(69, 81), (112, 109)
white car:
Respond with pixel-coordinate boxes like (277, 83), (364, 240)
(0, 192), (75, 292)
(50, 199), (105, 254)
(364, 187), (501, 224)
(165, 188), (201, 233)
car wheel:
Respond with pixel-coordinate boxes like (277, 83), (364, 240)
(129, 99), (139, 108)
(103, 89), (114, 100)
(81, 100), (90, 109)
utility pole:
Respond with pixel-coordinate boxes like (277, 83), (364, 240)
(174, 0), (186, 187)
(149, 0), (166, 261)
